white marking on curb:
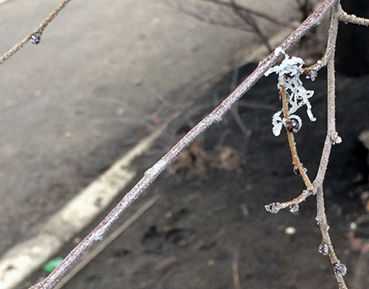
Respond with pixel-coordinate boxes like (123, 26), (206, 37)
(0, 125), (166, 289)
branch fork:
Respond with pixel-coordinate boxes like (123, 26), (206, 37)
(0, 0), (362, 288)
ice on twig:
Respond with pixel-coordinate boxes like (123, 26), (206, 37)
(289, 204), (299, 214)
(265, 202), (280, 214)
(334, 262), (347, 277)
(318, 242), (329, 256)
(265, 50), (316, 136)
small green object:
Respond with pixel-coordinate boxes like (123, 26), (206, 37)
(42, 257), (63, 273)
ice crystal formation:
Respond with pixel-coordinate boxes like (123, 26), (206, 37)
(265, 48), (316, 136)
(333, 262), (347, 277)
(318, 242), (329, 256)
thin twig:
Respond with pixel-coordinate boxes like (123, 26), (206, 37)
(230, 66), (249, 136)
(316, 187), (348, 289)
(266, 86), (315, 211)
(280, 86), (312, 189)
(312, 5), (341, 190)
(338, 5), (369, 27)
(272, 2), (342, 212)
(30, 1), (339, 288)
(265, 6), (349, 288)
(314, 6), (348, 288)
(200, 0), (296, 29)
(229, 0), (273, 52)
(0, 0), (72, 66)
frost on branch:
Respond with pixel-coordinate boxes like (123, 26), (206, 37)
(265, 49), (316, 136)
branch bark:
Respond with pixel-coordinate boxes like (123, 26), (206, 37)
(0, 0), (72, 66)
(29, 1), (339, 289)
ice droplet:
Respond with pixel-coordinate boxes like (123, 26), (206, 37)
(31, 33), (42, 45)
(306, 69), (318, 81)
(318, 242), (329, 256)
(293, 165), (300, 175)
(265, 202), (280, 214)
(289, 204), (299, 214)
(334, 262), (347, 277)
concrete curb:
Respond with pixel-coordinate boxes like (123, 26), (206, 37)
(0, 24), (297, 289)
(0, 125), (165, 289)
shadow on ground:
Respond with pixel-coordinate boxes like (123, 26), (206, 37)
(25, 63), (369, 289)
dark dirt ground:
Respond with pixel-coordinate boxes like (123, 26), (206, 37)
(24, 63), (369, 289)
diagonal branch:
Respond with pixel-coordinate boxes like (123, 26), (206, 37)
(0, 0), (72, 66)
(29, 1), (339, 288)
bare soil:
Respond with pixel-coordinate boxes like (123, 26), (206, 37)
(24, 63), (369, 289)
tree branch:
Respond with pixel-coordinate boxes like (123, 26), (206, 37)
(314, 7), (348, 288)
(29, 1), (339, 288)
(0, 0), (72, 66)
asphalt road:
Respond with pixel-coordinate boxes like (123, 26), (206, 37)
(0, 0), (297, 255)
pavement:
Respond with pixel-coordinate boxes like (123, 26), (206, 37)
(0, 0), (299, 267)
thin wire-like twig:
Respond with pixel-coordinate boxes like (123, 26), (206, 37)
(229, 0), (273, 52)
(0, 0), (72, 66)
(200, 0), (296, 29)
(29, 1), (339, 288)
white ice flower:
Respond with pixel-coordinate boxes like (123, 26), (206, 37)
(265, 50), (316, 136)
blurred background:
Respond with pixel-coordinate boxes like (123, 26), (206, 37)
(0, 0), (368, 288)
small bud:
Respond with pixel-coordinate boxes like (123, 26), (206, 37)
(306, 69), (318, 81)
(333, 262), (347, 277)
(286, 115), (302, 133)
(265, 202), (280, 214)
(318, 242), (329, 256)
(332, 136), (342, 145)
(31, 33), (42, 45)
(330, 133), (342, 145)
(289, 204), (299, 214)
